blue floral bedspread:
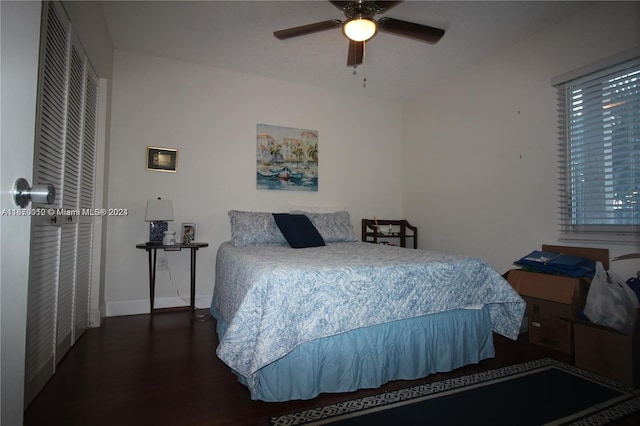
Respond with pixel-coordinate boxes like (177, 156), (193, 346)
(211, 242), (524, 379)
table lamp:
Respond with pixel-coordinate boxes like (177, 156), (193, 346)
(145, 197), (174, 243)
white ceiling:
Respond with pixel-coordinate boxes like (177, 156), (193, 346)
(101, 0), (593, 102)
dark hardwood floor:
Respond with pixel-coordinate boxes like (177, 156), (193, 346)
(24, 310), (637, 426)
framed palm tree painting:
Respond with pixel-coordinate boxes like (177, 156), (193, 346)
(256, 124), (318, 191)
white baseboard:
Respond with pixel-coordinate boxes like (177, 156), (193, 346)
(105, 295), (213, 317)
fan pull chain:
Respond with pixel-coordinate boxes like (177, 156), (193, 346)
(362, 40), (367, 88)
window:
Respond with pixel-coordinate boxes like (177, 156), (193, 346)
(554, 52), (640, 241)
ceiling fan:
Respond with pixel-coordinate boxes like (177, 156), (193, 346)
(273, 1), (445, 67)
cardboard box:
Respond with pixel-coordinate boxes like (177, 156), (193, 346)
(573, 308), (640, 386)
(528, 315), (573, 354)
(506, 244), (609, 354)
(507, 268), (587, 354)
(507, 269), (589, 319)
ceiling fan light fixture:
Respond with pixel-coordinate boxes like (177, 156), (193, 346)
(343, 17), (377, 42)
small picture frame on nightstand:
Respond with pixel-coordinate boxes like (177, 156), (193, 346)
(181, 223), (197, 244)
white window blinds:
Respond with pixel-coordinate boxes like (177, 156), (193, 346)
(554, 53), (640, 241)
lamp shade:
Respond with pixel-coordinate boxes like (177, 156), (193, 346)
(343, 17), (377, 42)
(145, 198), (174, 222)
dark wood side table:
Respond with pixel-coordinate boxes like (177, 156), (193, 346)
(136, 242), (209, 319)
(361, 219), (417, 248)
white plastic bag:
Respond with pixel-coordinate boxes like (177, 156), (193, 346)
(583, 261), (639, 335)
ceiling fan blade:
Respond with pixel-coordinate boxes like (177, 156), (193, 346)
(274, 19), (342, 39)
(347, 40), (363, 67)
(377, 17), (445, 44)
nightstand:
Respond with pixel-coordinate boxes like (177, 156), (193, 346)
(136, 242), (209, 319)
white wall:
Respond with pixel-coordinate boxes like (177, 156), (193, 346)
(105, 51), (403, 315)
(403, 2), (640, 276)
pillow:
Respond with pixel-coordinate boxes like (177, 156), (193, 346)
(228, 210), (288, 246)
(272, 213), (326, 249)
(290, 210), (359, 243)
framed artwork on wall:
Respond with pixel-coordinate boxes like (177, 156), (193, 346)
(181, 222), (197, 244)
(256, 123), (318, 191)
(146, 146), (178, 172)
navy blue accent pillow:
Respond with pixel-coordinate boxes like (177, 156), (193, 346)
(273, 213), (326, 248)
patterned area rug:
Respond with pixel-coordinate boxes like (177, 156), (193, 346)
(269, 358), (640, 425)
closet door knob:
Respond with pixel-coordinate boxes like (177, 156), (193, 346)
(13, 178), (55, 208)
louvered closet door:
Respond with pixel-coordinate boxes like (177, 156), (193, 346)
(75, 66), (98, 340)
(24, 0), (98, 406)
(55, 30), (84, 362)
(24, 1), (69, 406)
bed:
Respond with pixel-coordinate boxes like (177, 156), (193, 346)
(211, 210), (525, 402)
